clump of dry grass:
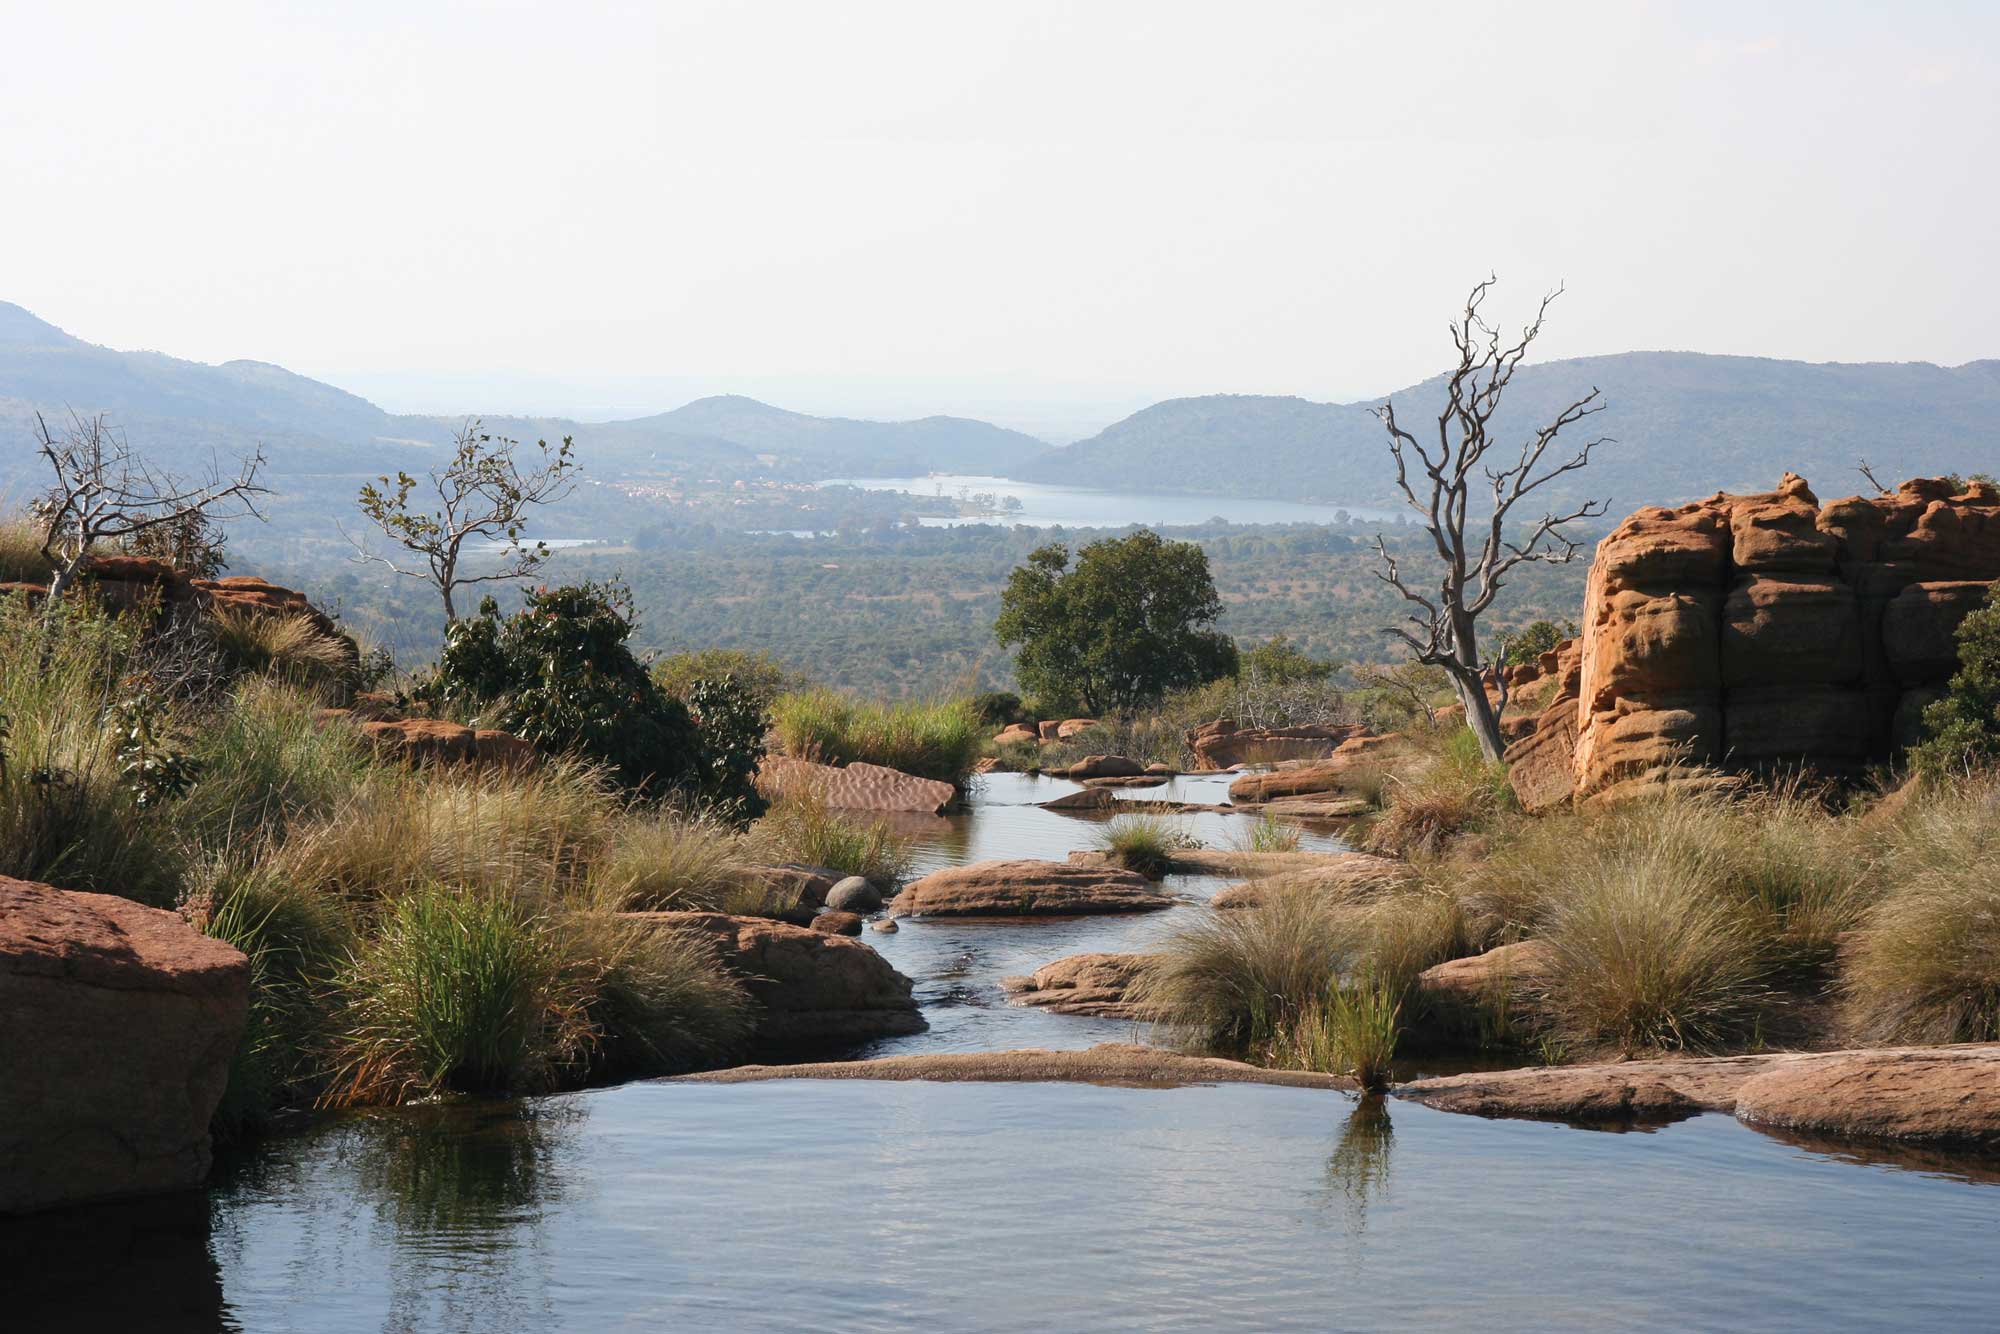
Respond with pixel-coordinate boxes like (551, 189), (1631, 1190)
(1842, 776), (2000, 1044)
(209, 607), (355, 690)
(747, 787), (913, 884)
(1270, 973), (1404, 1090)
(1363, 727), (1512, 857)
(273, 759), (613, 901)
(0, 513), (51, 584)
(588, 808), (749, 912)
(1098, 812), (1201, 879)
(1136, 879), (1358, 1049)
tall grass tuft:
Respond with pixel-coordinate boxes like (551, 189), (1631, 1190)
(208, 607), (356, 690)
(588, 808), (749, 912)
(1098, 813), (1198, 879)
(1273, 974), (1403, 1089)
(323, 883), (598, 1106)
(1137, 880), (1355, 1049)
(574, 913), (755, 1078)
(0, 514), (51, 584)
(1843, 776), (2000, 1043)
(178, 677), (376, 852)
(748, 788), (913, 884)
(1236, 812), (1303, 854)
(769, 688), (984, 784)
(1364, 727), (1512, 857)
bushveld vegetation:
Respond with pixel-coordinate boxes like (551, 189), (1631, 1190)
(0, 547), (932, 1140)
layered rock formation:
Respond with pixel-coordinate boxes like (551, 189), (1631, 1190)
(757, 755), (957, 814)
(1507, 476), (2000, 807)
(1000, 953), (1154, 1018)
(1186, 720), (1371, 770)
(895, 860), (1172, 917)
(1, 878), (249, 1213)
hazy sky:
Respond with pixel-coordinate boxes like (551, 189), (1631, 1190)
(5, 1), (1994, 437)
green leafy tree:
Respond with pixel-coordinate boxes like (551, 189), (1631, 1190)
(995, 530), (1238, 715)
(1497, 619), (1576, 668)
(681, 675), (769, 821)
(420, 582), (698, 797)
(349, 420), (576, 622)
(652, 647), (801, 711)
(1237, 635), (1336, 685)
(1913, 585), (2000, 778)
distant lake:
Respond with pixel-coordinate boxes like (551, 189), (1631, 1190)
(822, 474), (1396, 529)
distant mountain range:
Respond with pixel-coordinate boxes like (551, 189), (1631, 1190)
(1023, 354), (2000, 510)
(2, 300), (1994, 516)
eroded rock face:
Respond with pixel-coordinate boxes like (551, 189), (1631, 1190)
(1187, 720), (1372, 770)
(895, 860), (1172, 917)
(757, 756), (957, 814)
(1000, 952), (1154, 1017)
(628, 911), (924, 1046)
(1226, 734), (1403, 803)
(0, 878), (250, 1214)
(1508, 476), (2000, 807)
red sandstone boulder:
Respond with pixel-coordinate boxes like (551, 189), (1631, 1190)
(895, 860), (1172, 917)
(1733, 1045), (2000, 1148)
(0, 878), (250, 1214)
(810, 911), (864, 936)
(757, 756), (957, 814)
(1056, 718), (1100, 740)
(1059, 754), (1145, 780)
(628, 911), (924, 1045)
(1226, 734), (1402, 803)
(1000, 953), (1154, 1018)
(1187, 719), (1371, 770)
(1037, 720), (1063, 742)
(993, 723), (1040, 747)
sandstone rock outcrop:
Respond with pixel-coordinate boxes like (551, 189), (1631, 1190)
(1, 878), (250, 1213)
(1056, 754), (1145, 779)
(992, 723), (1040, 747)
(675, 1041), (1355, 1090)
(1000, 952), (1154, 1018)
(895, 860), (1172, 917)
(1207, 853), (1411, 909)
(629, 911), (924, 1045)
(809, 911), (864, 936)
(1506, 476), (2000, 807)
(757, 755), (957, 814)
(1187, 720), (1372, 770)
(1225, 734), (1403, 802)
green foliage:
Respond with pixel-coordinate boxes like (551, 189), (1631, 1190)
(1497, 619), (1575, 667)
(1237, 635), (1336, 685)
(995, 529), (1238, 714)
(420, 583), (699, 797)
(680, 675), (769, 820)
(652, 647), (801, 710)
(1912, 585), (2000, 778)
(1272, 974), (1403, 1090)
(769, 688), (984, 784)
(970, 690), (1029, 726)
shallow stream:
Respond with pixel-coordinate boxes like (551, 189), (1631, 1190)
(15, 773), (2000, 1331)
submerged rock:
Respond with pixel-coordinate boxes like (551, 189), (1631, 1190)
(674, 1042), (1354, 1089)
(895, 860), (1172, 917)
(0, 877), (249, 1214)
(1000, 953), (1154, 1018)
(627, 911), (924, 1046)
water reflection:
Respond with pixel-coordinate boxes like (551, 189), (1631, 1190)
(1319, 1095), (1395, 1234)
(0, 1190), (224, 1331)
(343, 1097), (584, 1241)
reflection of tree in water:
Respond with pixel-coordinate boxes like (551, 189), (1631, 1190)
(1320, 1095), (1394, 1235)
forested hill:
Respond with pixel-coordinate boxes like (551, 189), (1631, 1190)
(1020, 353), (2000, 509)
(0, 302), (1050, 491)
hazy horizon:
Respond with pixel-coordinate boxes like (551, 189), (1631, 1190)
(5, 0), (1993, 438)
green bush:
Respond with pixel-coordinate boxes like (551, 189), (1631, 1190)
(1097, 813), (1199, 879)
(652, 647), (801, 711)
(769, 688), (983, 784)
(420, 583), (700, 798)
(1912, 585), (2000, 778)
(971, 690), (1029, 726)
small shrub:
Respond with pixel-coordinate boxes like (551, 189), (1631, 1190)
(990, 735), (1042, 771)
(679, 675), (768, 822)
(749, 788), (913, 884)
(1911, 585), (2000, 778)
(971, 690), (1029, 727)
(323, 884), (596, 1106)
(769, 688), (984, 784)
(1099, 813), (1201, 879)
(652, 647), (801, 711)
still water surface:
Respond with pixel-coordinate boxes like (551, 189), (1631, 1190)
(13, 773), (1998, 1331)
(824, 473), (1397, 529)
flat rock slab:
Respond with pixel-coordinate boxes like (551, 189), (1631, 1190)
(896, 860), (1172, 917)
(758, 756), (957, 814)
(1398, 1043), (2000, 1148)
(1067, 847), (1366, 879)
(673, 1042), (1355, 1090)
(1000, 953), (1155, 1018)
(1209, 854), (1412, 910)
(1, 877), (249, 1214)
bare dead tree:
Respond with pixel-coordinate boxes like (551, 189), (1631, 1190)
(1371, 278), (1613, 762)
(31, 411), (269, 601)
(1856, 459), (1891, 496)
(345, 419), (577, 622)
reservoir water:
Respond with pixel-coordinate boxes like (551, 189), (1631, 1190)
(823, 473), (1398, 529)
